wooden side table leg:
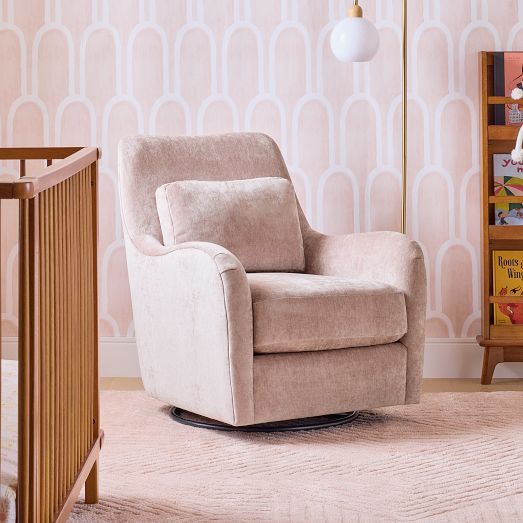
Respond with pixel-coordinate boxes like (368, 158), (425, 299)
(481, 347), (504, 385)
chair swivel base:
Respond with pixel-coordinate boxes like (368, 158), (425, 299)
(169, 407), (359, 432)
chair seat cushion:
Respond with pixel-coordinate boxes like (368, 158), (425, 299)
(248, 273), (407, 354)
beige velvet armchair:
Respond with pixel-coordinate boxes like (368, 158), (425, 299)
(118, 133), (426, 428)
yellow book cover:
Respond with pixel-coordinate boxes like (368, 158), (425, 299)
(493, 250), (523, 325)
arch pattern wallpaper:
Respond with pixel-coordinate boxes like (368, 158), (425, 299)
(0, 0), (521, 339)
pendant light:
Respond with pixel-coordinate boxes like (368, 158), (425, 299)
(330, 0), (379, 63)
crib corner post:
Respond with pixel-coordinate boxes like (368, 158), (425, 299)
(18, 194), (41, 522)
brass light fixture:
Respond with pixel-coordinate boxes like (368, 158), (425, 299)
(330, 0), (408, 234)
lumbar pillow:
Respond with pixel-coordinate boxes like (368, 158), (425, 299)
(155, 177), (305, 272)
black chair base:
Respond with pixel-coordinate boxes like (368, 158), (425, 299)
(169, 407), (359, 432)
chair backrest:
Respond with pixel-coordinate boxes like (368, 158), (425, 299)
(118, 133), (302, 242)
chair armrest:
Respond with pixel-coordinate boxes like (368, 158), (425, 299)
(125, 234), (254, 425)
(132, 234), (243, 268)
(304, 230), (427, 403)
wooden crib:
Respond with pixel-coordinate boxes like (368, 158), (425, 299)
(0, 147), (102, 522)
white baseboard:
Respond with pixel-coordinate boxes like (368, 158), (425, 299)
(424, 338), (522, 378)
(1, 337), (142, 378)
(98, 337), (142, 377)
(2, 337), (522, 379)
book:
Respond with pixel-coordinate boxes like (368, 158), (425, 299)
(493, 154), (523, 225)
(503, 52), (523, 125)
(493, 154), (523, 195)
(492, 250), (523, 325)
(495, 202), (523, 225)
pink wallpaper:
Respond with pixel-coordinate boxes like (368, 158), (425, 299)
(1, 0), (520, 339)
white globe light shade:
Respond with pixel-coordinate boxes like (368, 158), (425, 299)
(330, 17), (379, 63)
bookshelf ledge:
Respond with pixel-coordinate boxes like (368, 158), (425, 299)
(477, 335), (523, 347)
(489, 296), (523, 304)
(489, 196), (523, 203)
(487, 125), (520, 141)
(487, 96), (523, 105)
(488, 225), (523, 240)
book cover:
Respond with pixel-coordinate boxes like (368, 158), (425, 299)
(493, 250), (523, 324)
(493, 154), (523, 225)
(504, 52), (523, 125)
(495, 202), (523, 225)
(493, 154), (523, 196)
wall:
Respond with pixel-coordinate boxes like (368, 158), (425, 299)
(1, 0), (523, 376)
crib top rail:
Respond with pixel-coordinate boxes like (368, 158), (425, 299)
(0, 147), (84, 160)
(0, 146), (100, 199)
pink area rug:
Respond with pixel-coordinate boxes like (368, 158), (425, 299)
(70, 391), (523, 522)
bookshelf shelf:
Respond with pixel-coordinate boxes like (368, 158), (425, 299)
(487, 125), (520, 141)
(489, 296), (523, 304)
(477, 334), (523, 348)
(490, 324), (523, 339)
(488, 225), (523, 239)
(478, 51), (523, 384)
(488, 96), (523, 105)
(488, 196), (523, 203)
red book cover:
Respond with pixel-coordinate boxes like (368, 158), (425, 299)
(504, 52), (523, 125)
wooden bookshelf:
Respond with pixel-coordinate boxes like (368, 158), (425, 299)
(478, 51), (523, 384)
